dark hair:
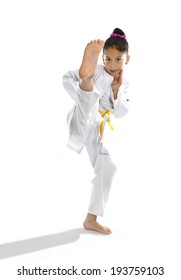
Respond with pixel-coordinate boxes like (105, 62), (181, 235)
(103, 28), (129, 54)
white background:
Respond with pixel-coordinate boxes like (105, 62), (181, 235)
(0, 0), (181, 279)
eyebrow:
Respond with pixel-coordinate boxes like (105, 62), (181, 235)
(105, 55), (123, 58)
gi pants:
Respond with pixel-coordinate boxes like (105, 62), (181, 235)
(68, 86), (117, 216)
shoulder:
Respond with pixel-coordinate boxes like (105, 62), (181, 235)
(94, 65), (114, 85)
(94, 65), (105, 79)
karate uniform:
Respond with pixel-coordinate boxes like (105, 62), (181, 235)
(62, 65), (130, 216)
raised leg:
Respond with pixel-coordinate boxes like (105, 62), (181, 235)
(79, 39), (104, 91)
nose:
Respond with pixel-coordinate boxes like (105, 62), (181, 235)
(109, 60), (117, 68)
(110, 61), (117, 70)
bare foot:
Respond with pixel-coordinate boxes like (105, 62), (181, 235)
(83, 213), (112, 235)
(79, 39), (104, 80)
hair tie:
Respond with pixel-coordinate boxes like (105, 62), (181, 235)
(110, 33), (127, 41)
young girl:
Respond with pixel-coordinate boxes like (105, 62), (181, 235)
(62, 28), (130, 235)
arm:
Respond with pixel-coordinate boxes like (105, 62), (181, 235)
(62, 69), (80, 101)
(112, 79), (131, 118)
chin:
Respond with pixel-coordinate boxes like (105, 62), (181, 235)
(112, 73), (118, 77)
(110, 72), (119, 78)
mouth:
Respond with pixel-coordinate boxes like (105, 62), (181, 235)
(110, 69), (118, 73)
(110, 70), (119, 75)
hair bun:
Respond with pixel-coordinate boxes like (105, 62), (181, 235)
(113, 28), (126, 36)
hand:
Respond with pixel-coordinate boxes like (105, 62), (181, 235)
(111, 70), (123, 99)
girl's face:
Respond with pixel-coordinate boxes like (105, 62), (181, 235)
(102, 47), (130, 77)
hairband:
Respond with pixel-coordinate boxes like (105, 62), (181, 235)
(110, 33), (127, 41)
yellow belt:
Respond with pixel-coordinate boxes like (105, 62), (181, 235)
(99, 109), (114, 142)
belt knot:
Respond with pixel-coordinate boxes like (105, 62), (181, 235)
(98, 109), (114, 142)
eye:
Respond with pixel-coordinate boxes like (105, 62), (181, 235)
(116, 58), (122, 63)
(105, 57), (111, 62)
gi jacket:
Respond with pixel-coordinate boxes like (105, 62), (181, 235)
(62, 64), (131, 152)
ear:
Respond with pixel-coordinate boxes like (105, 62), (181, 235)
(125, 55), (130, 65)
(102, 54), (105, 65)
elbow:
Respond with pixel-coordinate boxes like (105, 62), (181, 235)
(62, 75), (68, 88)
(114, 103), (130, 118)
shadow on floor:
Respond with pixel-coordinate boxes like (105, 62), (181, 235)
(0, 228), (99, 260)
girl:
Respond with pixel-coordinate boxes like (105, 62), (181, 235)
(62, 28), (130, 234)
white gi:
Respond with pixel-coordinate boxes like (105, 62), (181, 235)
(62, 65), (130, 216)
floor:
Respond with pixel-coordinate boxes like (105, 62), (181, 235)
(0, 142), (181, 280)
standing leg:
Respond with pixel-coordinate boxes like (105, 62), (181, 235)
(88, 146), (117, 217)
(83, 125), (117, 234)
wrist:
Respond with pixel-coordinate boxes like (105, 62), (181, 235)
(113, 89), (118, 99)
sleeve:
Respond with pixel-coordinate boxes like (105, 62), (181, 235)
(112, 80), (131, 118)
(62, 69), (80, 101)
